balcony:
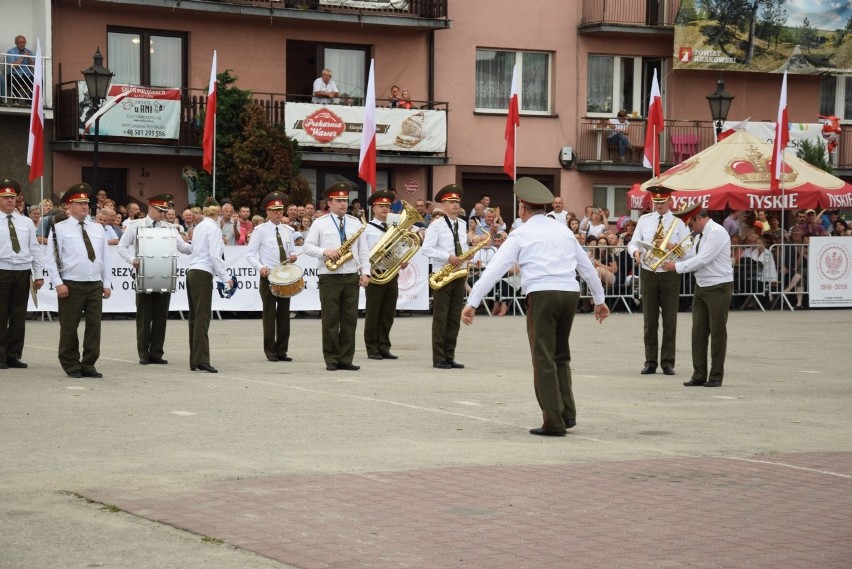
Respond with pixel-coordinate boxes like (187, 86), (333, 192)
(53, 81), (449, 165)
(580, 0), (679, 34)
(0, 54), (54, 112)
(108, 0), (449, 29)
(576, 118), (852, 177)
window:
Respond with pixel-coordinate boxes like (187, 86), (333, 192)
(107, 28), (187, 88)
(819, 75), (852, 119)
(587, 55), (642, 116)
(592, 184), (636, 220)
(475, 49), (552, 114)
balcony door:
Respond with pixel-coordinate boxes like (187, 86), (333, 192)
(287, 41), (369, 102)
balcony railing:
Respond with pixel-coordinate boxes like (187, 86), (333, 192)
(202, 0), (447, 19)
(1, 54), (53, 108)
(54, 82), (448, 159)
(577, 117), (852, 172)
(581, 0), (680, 27)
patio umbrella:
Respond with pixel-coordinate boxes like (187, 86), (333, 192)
(626, 129), (852, 211)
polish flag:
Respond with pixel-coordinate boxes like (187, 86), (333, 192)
(717, 117), (750, 141)
(27, 39), (44, 181)
(202, 51), (217, 174)
(358, 59), (377, 190)
(503, 63), (520, 180)
(770, 72), (789, 192)
(643, 68), (664, 177)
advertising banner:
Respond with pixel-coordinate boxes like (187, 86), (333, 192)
(320, 0), (409, 8)
(78, 82), (182, 139)
(675, 1), (852, 74)
(28, 245), (431, 313)
(808, 237), (852, 307)
(285, 103), (447, 153)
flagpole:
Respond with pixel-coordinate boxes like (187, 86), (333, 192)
(212, 113), (217, 199)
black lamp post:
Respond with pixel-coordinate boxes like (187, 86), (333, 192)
(81, 47), (113, 195)
(706, 79), (734, 137)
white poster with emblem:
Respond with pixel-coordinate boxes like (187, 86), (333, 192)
(78, 82), (182, 139)
(808, 237), (852, 307)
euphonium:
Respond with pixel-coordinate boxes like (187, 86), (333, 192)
(369, 201), (424, 285)
(429, 234), (491, 290)
(325, 222), (367, 271)
(643, 202), (702, 268)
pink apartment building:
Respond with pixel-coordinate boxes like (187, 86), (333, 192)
(0, 0), (842, 225)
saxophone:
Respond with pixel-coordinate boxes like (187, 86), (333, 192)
(325, 221), (367, 271)
(429, 234), (491, 290)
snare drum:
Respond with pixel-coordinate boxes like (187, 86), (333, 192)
(267, 263), (305, 298)
(136, 226), (178, 293)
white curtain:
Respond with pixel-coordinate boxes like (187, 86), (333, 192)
(475, 49), (515, 110)
(587, 55), (614, 114)
(324, 48), (365, 100)
(107, 32), (141, 85)
(150, 36), (183, 87)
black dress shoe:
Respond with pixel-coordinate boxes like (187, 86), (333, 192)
(326, 364), (338, 371)
(278, 355), (293, 362)
(379, 352), (398, 360)
(82, 370), (103, 378)
(190, 365), (197, 371)
(367, 353), (384, 360)
(704, 380), (722, 387)
(683, 378), (706, 386)
(139, 358), (150, 365)
(7, 358), (27, 369)
(662, 367), (675, 376)
(640, 365), (657, 374)
(564, 418), (577, 429)
(266, 355), (279, 362)
(196, 363), (218, 373)
(67, 370), (82, 378)
(0, 362), (7, 369)
(338, 363), (360, 371)
(529, 428), (566, 437)
(447, 359), (465, 369)
(433, 361), (452, 369)
(149, 357), (168, 365)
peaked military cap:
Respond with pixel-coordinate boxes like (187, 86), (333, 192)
(61, 183), (92, 204)
(148, 193), (174, 210)
(0, 177), (21, 197)
(324, 181), (354, 200)
(367, 190), (395, 207)
(434, 184), (463, 203)
(261, 191), (287, 211)
(513, 177), (553, 205)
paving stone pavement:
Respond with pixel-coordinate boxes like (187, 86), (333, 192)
(2, 310), (851, 568)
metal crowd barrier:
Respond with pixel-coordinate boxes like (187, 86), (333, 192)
(458, 243), (810, 316)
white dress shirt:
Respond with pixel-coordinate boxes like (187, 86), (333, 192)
(674, 219), (733, 287)
(187, 216), (230, 282)
(626, 209), (690, 272)
(246, 220), (296, 271)
(0, 211), (43, 276)
(420, 215), (469, 269)
(364, 219), (390, 252)
(302, 213), (370, 276)
(312, 77), (339, 103)
(467, 214), (606, 307)
(117, 215), (192, 266)
(44, 217), (112, 286)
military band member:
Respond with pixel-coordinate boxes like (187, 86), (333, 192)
(625, 187), (690, 376)
(303, 182), (370, 371)
(363, 190), (401, 360)
(44, 184), (112, 378)
(186, 203), (235, 373)
(246, 191), (298, 362)
(118, 193), (192, 365)
(462, 178), (609, 436)
(421, 184), (468, 369)
(0, 178), (44, 369)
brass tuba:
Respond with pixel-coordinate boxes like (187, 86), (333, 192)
(429, 234), (491, 290)
(369, 201), (423, 285)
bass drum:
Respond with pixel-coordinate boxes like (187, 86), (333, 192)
(136, 226), (178, 293)
(267, 263), (305, 298)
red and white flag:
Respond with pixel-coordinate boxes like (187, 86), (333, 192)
(717, 117), (750, 142)
(503, 63), (520, 180)
(202, 51), (217, 174)
(358, 59), (377, 190)
(770, 71), (789, 192)
(643, 68), (664, 177)
(27, 39), (44, 182)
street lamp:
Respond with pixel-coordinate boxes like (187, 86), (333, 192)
(706, 79), (734, 137)
(81, 47), (113, 195)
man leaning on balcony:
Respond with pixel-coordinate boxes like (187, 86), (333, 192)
(6, 35), (34, 105)
(312, 68), (339, 104)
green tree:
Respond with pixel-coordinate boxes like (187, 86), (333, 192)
(796, 138), (832, 174)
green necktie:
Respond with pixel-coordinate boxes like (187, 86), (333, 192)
(7, 214), (20, 254)
(275, 227), (286, 263)
(80, 221), (96, 262)
(452, 219), (462, 256)
(656, 214), (665, 236)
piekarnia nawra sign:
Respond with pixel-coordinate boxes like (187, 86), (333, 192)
(285, 103), (447, 153)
